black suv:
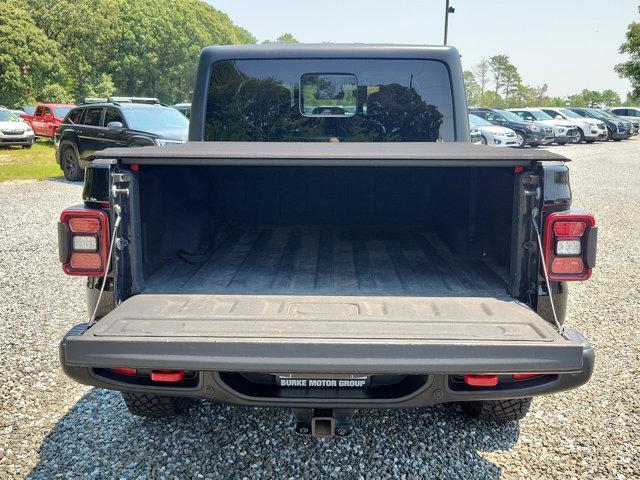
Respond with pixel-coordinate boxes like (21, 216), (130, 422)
(54, 97), (189, 181)
(469, 108), (554, 148)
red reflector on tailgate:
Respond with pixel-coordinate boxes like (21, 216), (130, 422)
(512, 373), (542, 380)
(151, 370), (185, 382)
(463, 374), (498, 387)
(110, 368), (137, 375)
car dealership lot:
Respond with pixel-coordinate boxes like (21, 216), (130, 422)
(0, 141), (638, 479)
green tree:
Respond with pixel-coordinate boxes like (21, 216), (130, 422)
(0, 0), (69, 106)
(463, 70), (480, 106)
(615, 10), (640, 98)
(599, 89), (622, 106)
(478, 90), (504, 108)
(263, 33), (299, 44)
(567, 93), (587, 107)
(502, 64), (522, 99)
(22, 0), (255, 104)
(473, 59), (490, 97)
(548, 96), (568, 107)
(489, 55), (511, 94)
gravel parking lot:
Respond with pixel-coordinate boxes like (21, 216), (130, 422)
(1, 140), (639, 479)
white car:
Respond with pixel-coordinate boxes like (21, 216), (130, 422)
(541, 107), (608, 143)
(468, 114), (518, 147)
(508, 108), (579, 145)
(0, 108), (35, 148)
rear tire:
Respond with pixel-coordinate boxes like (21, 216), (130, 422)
(461, 398), (532, 422)
(61, 144), (83, 181)
(122, 392), (194, 418)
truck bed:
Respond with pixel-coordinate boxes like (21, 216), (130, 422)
(143, 227), (507, 297)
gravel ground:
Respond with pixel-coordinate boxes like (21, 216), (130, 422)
(1, 140), (639, 479)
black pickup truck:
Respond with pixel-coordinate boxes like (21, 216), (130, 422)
(58, 45), (596, 438)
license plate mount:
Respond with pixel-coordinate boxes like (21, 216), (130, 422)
(276, 374), (370, 388)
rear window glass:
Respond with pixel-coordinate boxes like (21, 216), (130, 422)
(205, 59), (454, 142)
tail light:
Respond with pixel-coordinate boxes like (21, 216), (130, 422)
(543, 210), (597, 281)
(59, 207), (109, 276)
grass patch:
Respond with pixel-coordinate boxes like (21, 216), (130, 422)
(0, 141), (62, 183)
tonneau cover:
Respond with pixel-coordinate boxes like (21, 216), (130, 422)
(92, 142), (567, 167)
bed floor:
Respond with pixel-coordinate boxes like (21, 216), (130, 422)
(143, 226), (508, 297)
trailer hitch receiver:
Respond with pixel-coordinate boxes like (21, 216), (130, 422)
(293, 408), (355, 438)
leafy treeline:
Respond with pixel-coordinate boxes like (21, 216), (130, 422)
(464, 55), (626, 108)
(616, 6), (640, 100)
(0, 0), (255, 107)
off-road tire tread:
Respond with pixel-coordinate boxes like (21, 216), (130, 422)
(122, 392), (192, 417)
(462, 398), (532, 422)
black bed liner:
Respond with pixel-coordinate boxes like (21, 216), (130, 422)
(144, 227), (506, 297)
(93, 142), (568, 167)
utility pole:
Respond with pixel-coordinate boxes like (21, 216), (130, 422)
(444, 0), (455, 45)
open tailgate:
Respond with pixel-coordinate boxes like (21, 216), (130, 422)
(62, 294), (587, 374)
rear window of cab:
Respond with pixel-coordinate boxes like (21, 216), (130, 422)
(204, 59), (454, 142)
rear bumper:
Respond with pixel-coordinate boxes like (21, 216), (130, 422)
(60, 324), (594, 408)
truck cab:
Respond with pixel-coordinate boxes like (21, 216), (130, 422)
(57, 45), (596, 438)
(24, 103), (75, 138)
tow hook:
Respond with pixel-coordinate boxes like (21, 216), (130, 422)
(292, 408), (355, 438)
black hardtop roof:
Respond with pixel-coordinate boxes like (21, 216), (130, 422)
(92, 141), (568, 166)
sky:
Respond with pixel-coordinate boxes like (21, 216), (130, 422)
(209, 0), (637, 99)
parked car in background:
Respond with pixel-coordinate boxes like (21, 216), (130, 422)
(606, 107), (640, 134)
(469, 108), (554, 148)
(0, 108), (35, 148)
(54, 97), (189, 181)
(174, 102), (191, 119)
(568, 107), (632, 141)
(607, 106), (640, 119)
(540, 107), (607, 143)
(468, 113), (518, 147)
(469, 124), (483, 144)
(9, 109), (27, 119)
(22, 103), (75, 139)
(508, 108), (579, 145)
(599, 109), (639, 135)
